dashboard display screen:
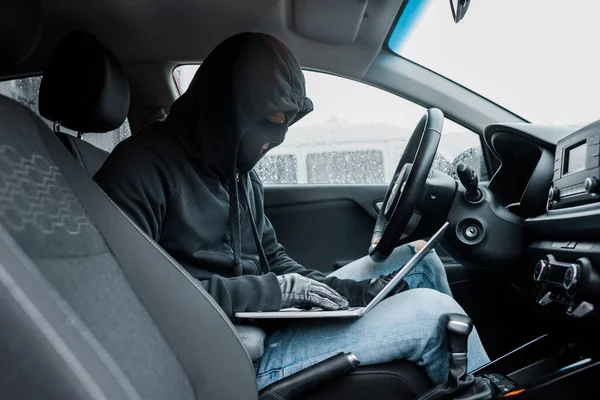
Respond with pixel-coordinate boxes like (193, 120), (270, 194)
(564, 141), (587, 174)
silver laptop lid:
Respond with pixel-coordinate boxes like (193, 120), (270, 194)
(361, 222), (449, 314)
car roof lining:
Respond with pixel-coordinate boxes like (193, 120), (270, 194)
(4, 0), (406, 82)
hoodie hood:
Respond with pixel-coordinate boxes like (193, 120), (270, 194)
(168, 32), (314, 177)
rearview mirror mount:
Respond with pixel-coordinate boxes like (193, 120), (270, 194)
(450, 0), (471, 23)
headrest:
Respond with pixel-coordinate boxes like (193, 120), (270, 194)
(0, 0), (43, 66)
(39, 31), (130, 133)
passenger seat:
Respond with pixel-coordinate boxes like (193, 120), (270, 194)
(38, 31), (130, 176)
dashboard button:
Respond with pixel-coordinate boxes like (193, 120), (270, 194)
(548, 187), (560, 201)
(584, 177), (599, 194)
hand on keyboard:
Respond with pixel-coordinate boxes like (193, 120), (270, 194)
(277, 273), (350, 310)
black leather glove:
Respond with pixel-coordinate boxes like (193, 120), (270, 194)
(278, 273), (350, 310)
(363, 272), (408, 304)
(330, 272), (409, 307)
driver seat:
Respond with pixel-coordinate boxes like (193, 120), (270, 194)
(0, 5), (433, 400)
(0, 97), (432, 400)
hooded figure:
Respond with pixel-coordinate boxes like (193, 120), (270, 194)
(95, 33), (381, 317)
(94, 34), (490, 390)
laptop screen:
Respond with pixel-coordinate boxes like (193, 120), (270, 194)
(362, 222), (449, 313)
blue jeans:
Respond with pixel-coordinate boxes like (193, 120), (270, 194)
(254, 244), (490, 390)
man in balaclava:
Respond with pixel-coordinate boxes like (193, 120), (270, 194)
(94, 32), (489, 390)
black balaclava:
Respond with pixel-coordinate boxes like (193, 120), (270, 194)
(168, 32), (313, 177)
(236, 118), (288, 172)
(167, 32), (314, 275)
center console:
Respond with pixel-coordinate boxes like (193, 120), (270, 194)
(473, 331), (600, 398)
(527, 120), (600, 318)
(548, 123), (600, 211)
(425, 312), (600, 399)
(469, 122), (600, 398)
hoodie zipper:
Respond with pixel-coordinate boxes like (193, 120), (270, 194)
(232, 170), (259, 274)
(236, 172), (247, 224)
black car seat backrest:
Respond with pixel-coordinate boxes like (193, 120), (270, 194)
(0, 8), (257, 399)
(39, 31), (129, 176)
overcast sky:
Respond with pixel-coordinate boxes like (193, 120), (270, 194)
(399, 0), (600, 127)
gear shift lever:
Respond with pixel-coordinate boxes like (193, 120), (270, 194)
(457, 164), (482, 202)
(443, 313), (473, 388)
(417, 314), (493, 399)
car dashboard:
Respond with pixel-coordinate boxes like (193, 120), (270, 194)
(483, 120), (600, 320)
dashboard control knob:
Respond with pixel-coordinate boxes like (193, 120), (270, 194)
(563, 264), (580, 294)
(584, 177), (599, 194)
(548, 186), (560, 201)
(534, 259), (550, 282)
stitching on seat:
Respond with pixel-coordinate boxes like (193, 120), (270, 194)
(268, 389), (285, 400)
(0, 224), (141, 400)
(96, 187), (254, 366)
(238, 333), (265, 356)
(419, 386), (448, 400)
(349, 370), (418, 393)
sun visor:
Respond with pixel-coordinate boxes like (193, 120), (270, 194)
(292, 0), (369, 44)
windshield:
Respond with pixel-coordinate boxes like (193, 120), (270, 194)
(389, 0), (600, 128)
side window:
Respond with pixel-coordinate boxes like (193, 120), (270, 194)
(172, 66), (487, 183)
(307, 150), (384, 184)
(255, 154), (298, 184)
(0, 76), (131, 152)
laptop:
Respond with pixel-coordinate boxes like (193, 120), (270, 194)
(235, 222), (449, 319)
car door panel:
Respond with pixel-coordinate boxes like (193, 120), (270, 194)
(263, 185), (378, 275)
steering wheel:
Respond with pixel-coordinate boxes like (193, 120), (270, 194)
(369, 108), (444, 262)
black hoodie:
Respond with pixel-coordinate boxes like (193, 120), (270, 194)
(94, 33), (364, 318)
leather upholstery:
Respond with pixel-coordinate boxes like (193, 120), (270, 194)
(259, 352), (359, 400)
(39, 31), (130, 133)
(300, 361), (432, 399)
(236, 325), (267, 362)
